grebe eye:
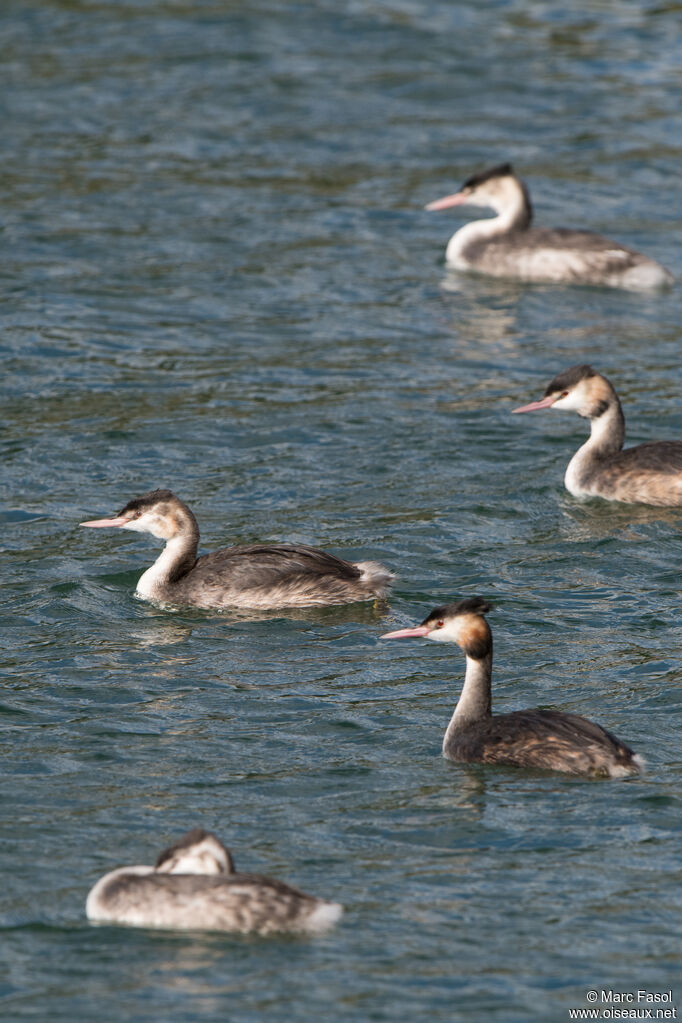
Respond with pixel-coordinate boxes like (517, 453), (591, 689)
(436, 620), (444, 628)
(561, 391), (569, 398)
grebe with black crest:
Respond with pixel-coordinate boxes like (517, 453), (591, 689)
(513, 365), (682, 506)
(80, 489), (394, 609)
(383, 598), (642, 778)
(426, 163), (673, 290)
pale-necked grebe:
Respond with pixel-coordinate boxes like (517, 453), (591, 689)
(80, 489), (394, 609)
(513, 365), (682, 506)
(383, 598), (642, 778)
(86, 828), (343, 934)
(426, 163), (673, 290)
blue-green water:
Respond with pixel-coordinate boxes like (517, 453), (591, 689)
(2, 2), (681, 1021)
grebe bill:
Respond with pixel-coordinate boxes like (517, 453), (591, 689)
(383, 598), (642, 778)
(426, 163), (673, 290)
(80, 489), (395, 609)
(86, 828), (344, 935)
(513, 365), (682, 506)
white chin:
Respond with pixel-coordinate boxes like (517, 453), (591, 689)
(121, 521), (144, 532)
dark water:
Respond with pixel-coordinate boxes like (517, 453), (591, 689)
(2, 1), (681, 1020)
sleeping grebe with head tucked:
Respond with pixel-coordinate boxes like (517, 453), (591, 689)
(383, 598), (642, 778)
(426, 163), (673, 291)
(513, 365), (682, 506)
(86, 828), (343, 935)
(80, 489), (394, 609)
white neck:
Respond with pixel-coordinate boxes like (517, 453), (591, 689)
(446, 214), (508, 266)
(136, 535), (190, 599)
(445, 191), (529, 266)
(565, 401), (625, 495)
(442, 652), (492, 751)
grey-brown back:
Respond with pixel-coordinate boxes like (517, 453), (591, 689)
(96, 870), (330, 934)
(446, 708), (639, 777)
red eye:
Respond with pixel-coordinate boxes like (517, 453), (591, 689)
(561, 391), (569, 398)
(436, 620), (444, 628)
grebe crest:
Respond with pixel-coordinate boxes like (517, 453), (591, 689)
(113, 489), (194, 540)
(417, 598), (493, 657)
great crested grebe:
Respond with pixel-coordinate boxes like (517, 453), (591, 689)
(513, 365), (682, 506)
(86, 828), (343, 934)
(426, 163), (673, 290)
(80, 489), (394, 609)
(383, 598), (642, 778)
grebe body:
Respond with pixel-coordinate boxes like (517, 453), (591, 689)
(426, 164), (673, 291)
(383, 598), (642, 778)
(86, 829), (343, 935)
(513, 365), (682, 506)
(81, 489), (394, 609)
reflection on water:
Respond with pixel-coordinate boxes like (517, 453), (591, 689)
(559, 498), (682, 543)
(441, 766), (489, 814)
(438, 272), (524, 349)
(212, 600), (394, 627)
(128, 618), (196, 649)
(127, 598), (393, 630)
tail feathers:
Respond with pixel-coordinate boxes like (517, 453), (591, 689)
(356, 561), (395, 598)
(620, 260), (674, 291)
(608, 751), (645, 779)
(304, 900), (344, 934)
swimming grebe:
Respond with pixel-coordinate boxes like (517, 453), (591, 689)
(382, 598), (642, 778)
(86, 828), (343, 934)
(80, 489), (394, 609)
(513, 365), (682, 506)
(426, 163), (673, 290)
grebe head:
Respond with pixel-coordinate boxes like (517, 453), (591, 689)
(382, 597), (492, 657)
(425, 163), (531, 218)
(80, 489), (193, 540)
(512, 365), (617, 420)
(155, 828), (235, 875)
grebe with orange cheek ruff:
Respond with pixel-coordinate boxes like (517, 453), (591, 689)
(513, 365), (682, 506)
(80, 489), (394, 609)
(426, 164), (673, 291)
(383, 598), (642, 778)
(86, 828), (343, 934)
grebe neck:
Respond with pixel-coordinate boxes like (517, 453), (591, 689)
(564, 397), (626, 495)
(445, 187), (531, 265)
(136, 526), (199, 600)
(585, 397), (625, 456)
(443, 651), (492, 749)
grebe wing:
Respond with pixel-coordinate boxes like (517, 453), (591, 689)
(464, 227), (650, 283)
(527, 227), (640, 254)
(96, 871), (328, 932)
(193, 543), (362, 585)
(512, 228), (644, 275)
(524, 709), (632, 751)
(608, 441), (682, 475)
(456, 709), (634, 770)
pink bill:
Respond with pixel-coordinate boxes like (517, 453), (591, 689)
(381, 625), (430, 640)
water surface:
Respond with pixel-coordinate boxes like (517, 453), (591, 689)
(2, 1), (681, 1021)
